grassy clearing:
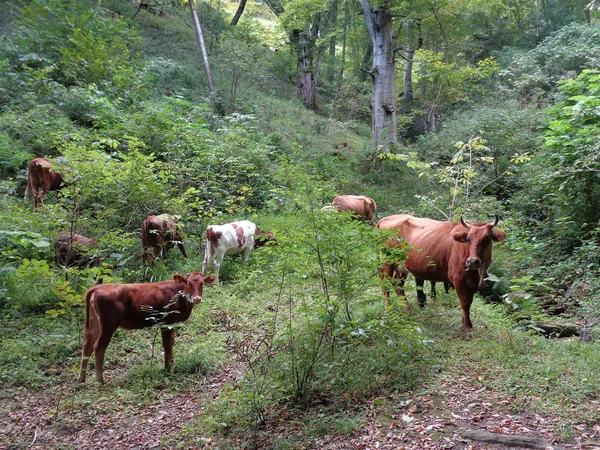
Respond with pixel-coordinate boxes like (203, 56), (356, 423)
(1, 268), (598, 448)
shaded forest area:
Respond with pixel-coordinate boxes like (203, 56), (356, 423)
(1, 0), (600, 448)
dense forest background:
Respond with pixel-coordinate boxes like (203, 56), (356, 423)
(1, 0), (600, 448)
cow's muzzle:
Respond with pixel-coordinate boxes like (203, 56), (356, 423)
(189, 295), (202, 304)
(465, 257), (482, 270)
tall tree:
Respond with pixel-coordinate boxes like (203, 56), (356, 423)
(230, 0), (248, 25)
(189, 0), (217, 99)
(398, 18), (423, 105)
(357, 0), (397, 152)
(290, 24), (318, 109)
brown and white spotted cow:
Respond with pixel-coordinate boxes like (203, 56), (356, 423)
(202, 220), (276, 283)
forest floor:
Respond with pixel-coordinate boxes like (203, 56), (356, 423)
(2, 360), (598, 450)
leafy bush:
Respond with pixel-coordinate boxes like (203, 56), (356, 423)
(496, 23), (600, 102)
(512, 69), (600, 255)
(10, 0), (142, 92)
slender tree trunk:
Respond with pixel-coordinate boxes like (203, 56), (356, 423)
(189, 0), (217, 99)
(402, 48), (415, 104)
(337, 0), (349, 90)
(326, 0), (338, 82)
(262, 0), (284, 16)
(359, 42), (373, 81)
(230, 0), (247, 25)
(400, 19), (421, 105)
(358, 0), (397, 152)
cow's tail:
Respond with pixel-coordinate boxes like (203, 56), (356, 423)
(141, 220), (149, 261)
(24, 173), (32, 201)
(83, 288), (95, 335)
(371, 199), (379, 226)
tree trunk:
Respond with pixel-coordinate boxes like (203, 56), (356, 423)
(326, 0), (338, 82)
(230, 0), (247, 25)
(358, 0), (397, 152)
(189, 0), (217, 99)
(462, 430), (566, 450)
(262, 0), (284, 16)
(400, 19), (421, 105)
(336, 0), (349, 90)
(402, 48), (415, 104)
(359, 42), (373, 82)
(293, 26), (317, 109)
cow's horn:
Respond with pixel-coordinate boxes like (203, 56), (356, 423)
(460, 216), (470, 229)
(492, 215), (499, 227)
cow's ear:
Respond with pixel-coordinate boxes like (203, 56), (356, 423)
(204, 274), (216, 284)
(452, 230), (469, 243)
(173, 274), (186, 283)
(492, 230), (506, 242)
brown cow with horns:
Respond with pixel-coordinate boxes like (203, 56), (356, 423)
(24, 158), (64, 209)
(376, 214), (506, 331)
(78, 272), (215, 383)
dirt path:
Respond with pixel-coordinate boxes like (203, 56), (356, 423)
(1, 366), (597, 449)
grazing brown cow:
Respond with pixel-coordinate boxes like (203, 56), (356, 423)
(376, 214), (506, 331)
(78, 272), (216, 383)
(330, 195), (378, 225)
(24, 158), (64, 209)
(202, 220), (276, 284)
(141, 214), (187, 262)
(55, 232), (102, 268)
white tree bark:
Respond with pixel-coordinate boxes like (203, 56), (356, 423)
(189, 0), (217, 99)
(358, 0), (398, 153)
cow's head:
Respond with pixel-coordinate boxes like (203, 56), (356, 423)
(254, 229), (278, 248)
(452, 216), (506, 270)
(174, 272), (216, 303)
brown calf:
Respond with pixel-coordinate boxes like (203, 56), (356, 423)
(141, 214), (187, 262)
(78, 272), (216, 383)
(24, 158), (64, 209)
(55, 232), (102, 269)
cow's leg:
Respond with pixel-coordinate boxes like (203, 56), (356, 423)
(93, 323), (118, 384)
(391, 266), (411, 313)
(176, 242), (187, 258)
(78, 312), (100, 383)
(430, 281), (437, 299)
(202, 242), (213, 276)
(37, 182), (51, 207)
(241, 246), (252, 263)
(161, 327), (176, 371)
(415, 279), (427, 307)
(379, 263), (393, 308)
(211, 248), (226, 284)
(32, 188), (41, 209)
(455, 286), (474, 331)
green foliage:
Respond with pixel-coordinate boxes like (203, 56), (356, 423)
(496, 23), (600, 102)
(380, 135), (529, 219)
(11, 0), (142, 92)
(512, 69), (600, 256)
(414, 51), (498, 107)
(499, 275), (554, 324)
